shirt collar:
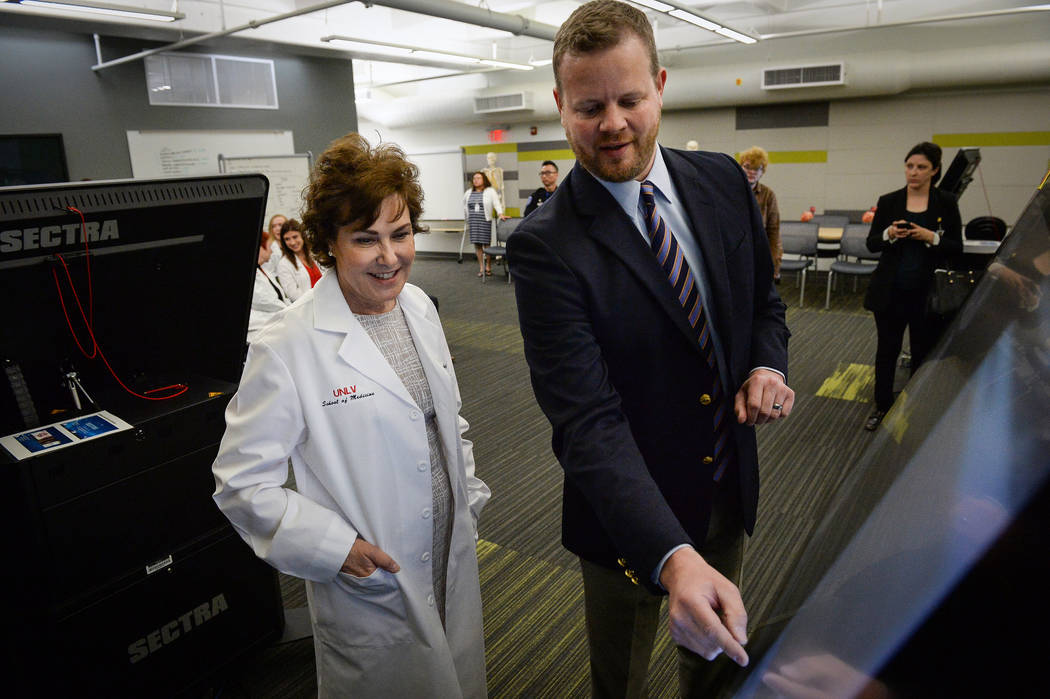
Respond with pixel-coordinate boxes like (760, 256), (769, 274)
(591, 145), (677, 221)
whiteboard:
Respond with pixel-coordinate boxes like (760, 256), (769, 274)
(408, 150), (465, 221)
(220, 153), (312, 225)
(126, 130), (294, 179)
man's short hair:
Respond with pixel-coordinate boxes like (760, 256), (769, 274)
(541, 160), (558, 172)
(552, 0), (660, 94)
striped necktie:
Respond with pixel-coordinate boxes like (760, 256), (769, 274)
(640, 180), (732, 480)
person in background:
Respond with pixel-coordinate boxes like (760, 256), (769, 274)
(463, 170), (506, 278)
(524, 161), (560, 217)
(862, 141), (962, 431)
(276, 218), (322, 301)
(738, 146), (782, 282)
(264, 213), (287, 276)
(247, 236), (289, 344)
(212, 132), (490, 697)
(507, 2), (792, 696)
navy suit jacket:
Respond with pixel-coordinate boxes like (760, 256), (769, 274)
(507, 147), (789, 588)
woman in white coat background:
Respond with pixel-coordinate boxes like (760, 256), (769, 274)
(462, 171), (506, 278)
(275, 218), (322, 302)
(213, 133), (491, 698)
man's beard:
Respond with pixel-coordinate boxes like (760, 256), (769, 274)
(569, 118), (660, 183)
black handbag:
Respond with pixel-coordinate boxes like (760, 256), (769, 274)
(928, 268), (980, 315)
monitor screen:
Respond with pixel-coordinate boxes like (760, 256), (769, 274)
(938, 147), (981, 199)
(732, 178), (1050, 697)
(0, 134), (71, 186)
(0, 175), (267, 435)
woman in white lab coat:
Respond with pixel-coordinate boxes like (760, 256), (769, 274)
(213, 133), (490, 698)
(462, 172), (506, 277)
(275, 218), (322, 302)
(247, 236), (289, 344)
(262, 213), (287, 277)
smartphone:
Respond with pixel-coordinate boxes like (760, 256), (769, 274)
(897, 221), (914, 229)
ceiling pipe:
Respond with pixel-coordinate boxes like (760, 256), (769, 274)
(91, 0), (352, 71)
(760, 3), (1050, 40)
(358, 38), (1050, 129)
(661, 3), (1050, 53)
(366, 0), (559, 41)
(89, 0), (560, 72)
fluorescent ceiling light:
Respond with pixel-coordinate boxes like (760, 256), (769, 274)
(328, 40), (414, 58)
(528, 57), (553, 67)
(482, 58), (535, 71)
(667, 9), (721, 32)
(412, 50), (479, 66)
(631, 0), (757, 44)
(322, 36), (533, 71)
(630, 0), (674, 12)
(17, 0), (184, 22)
(715, 27), (757, 44)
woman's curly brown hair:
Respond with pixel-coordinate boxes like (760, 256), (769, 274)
(302, 133), (428, 269)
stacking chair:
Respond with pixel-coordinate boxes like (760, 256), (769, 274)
(825, 223), (880, 309)
(778, 221), (819, 307)
(483, 217), (520, 283)
(811, 214), (850, 260)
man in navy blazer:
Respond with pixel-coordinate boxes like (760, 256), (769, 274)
(506, 1), (793, 695)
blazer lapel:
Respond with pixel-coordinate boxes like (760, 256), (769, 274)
(569, 162), (703, 351)
(312, 273), (416, 407)
(663, 148), (735, 361)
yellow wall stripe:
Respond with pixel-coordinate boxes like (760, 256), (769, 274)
(464, 143), (518, 155)
(518, 149), (576, 161)
(934, 131), (1050, 147)
(771, 150), (828, 164)
(735, 150), (828, 164)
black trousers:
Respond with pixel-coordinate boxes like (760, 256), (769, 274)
(872, 288), (935, 411)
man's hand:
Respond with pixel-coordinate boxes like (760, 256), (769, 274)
(659, 547), (749, 666)
(340, 536), (400, 577)
(734, 368), (794, 425)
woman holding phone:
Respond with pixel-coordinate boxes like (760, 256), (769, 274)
(862, 141), (962, 431)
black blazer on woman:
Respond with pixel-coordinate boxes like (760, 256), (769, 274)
(864, 186), (963, 312)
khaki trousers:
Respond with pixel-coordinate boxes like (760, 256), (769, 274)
(579, 476), (746, 698)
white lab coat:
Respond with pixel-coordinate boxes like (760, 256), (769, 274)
(262, 239), (283, 277)
(246, 266), (289, 344)
(276, 253), (314, 302)
(213, 274), (490, 698)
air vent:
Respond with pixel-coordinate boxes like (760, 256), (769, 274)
(145, 53), (279, 109)
(762, 63), (845, 90)
(473, 92), (534, 114)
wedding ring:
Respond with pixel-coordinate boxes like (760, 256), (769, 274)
(772, 403), (783, 411)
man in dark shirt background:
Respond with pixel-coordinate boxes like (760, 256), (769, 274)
(523, 161), (559, 217)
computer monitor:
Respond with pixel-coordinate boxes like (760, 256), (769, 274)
(732, 180), (1050, 697)
(0, 175), (267, 433)
(0, 133), (70, 186)
(938, 147), (981, 199)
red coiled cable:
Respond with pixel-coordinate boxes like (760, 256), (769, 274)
(51, 206), (187, 401)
